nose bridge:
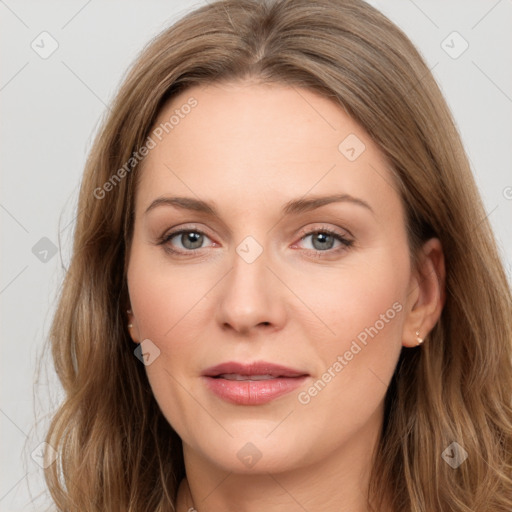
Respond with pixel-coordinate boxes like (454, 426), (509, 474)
(228, 236), (270, 306)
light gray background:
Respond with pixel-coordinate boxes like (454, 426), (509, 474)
(1, 1), (511, 510)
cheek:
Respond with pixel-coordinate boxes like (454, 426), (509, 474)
(127, 242), (215, 343)
(292, 247), (408, 430)
(126, 245), (218, 424)
(291, 243), (408, 344)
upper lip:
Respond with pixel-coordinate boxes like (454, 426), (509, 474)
(201, 361), (309, 378)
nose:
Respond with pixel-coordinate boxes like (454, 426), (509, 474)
(215, 242), (287, 336)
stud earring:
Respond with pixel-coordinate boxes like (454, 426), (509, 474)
(415, 330), (423, 345)
(128, 324), (133, 329)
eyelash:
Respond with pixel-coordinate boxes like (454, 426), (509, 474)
(157, 225), (354, 257)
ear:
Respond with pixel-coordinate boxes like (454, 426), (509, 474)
(402, 237), (446, 347)
(126, 307), (141, 344)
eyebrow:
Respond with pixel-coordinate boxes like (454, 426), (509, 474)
(144, 193), (374, 217)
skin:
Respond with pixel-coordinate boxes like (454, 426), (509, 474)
(126, 80), (445, 512)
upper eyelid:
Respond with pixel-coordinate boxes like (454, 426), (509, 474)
(298, 223), (353, 239)
(161, 223), (351, 238)
(161, 225), (215, 242)
(156, 210), (357, 240)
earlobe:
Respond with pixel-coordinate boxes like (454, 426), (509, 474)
(126, 308), (140, 343)
(402, 238), (446, 348)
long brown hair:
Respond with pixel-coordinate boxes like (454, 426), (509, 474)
(42, 0), (512, 510)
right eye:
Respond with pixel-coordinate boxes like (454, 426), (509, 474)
(159, 228), (216, 254)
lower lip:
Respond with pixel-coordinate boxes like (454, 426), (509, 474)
(202, 375), (309, 405)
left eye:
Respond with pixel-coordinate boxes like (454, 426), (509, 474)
(298, 231), (352, 251)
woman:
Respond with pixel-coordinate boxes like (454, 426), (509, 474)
(43, 0), (512, 510)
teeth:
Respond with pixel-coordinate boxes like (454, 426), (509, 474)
(219, 374), (278, 381)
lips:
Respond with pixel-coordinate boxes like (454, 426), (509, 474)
(201, 361), (309, 405)
(201, 361), (308, 379)
(217, 374), (279, 381)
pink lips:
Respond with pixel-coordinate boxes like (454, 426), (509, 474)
(201, 361), (309, 405)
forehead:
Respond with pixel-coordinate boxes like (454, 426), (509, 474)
(135, 81), (401, 221)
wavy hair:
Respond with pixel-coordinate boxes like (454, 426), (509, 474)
(42, 0), (512, 510)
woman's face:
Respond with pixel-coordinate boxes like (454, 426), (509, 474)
(127, 81), (419, 475)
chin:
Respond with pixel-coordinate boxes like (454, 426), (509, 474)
(190, 430), (317, 475)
